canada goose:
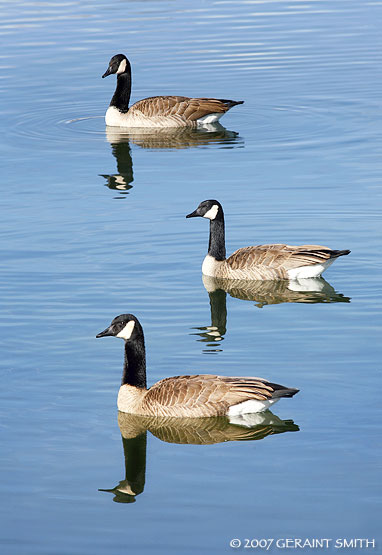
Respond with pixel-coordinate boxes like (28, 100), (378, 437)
(186, 200), (351, 280)
(102, 54), (244, 128)
(96, 314), (299, 417)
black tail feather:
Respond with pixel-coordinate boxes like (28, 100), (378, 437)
(218, 99), (244, 108)
(268, 382), (300, 399)
(330, 249), (351, 258)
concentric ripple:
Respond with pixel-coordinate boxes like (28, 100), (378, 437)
(5, 101), (105, 149)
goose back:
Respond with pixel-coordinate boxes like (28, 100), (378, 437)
(118, 374), (297, 417)
(205, 244), (350, 280)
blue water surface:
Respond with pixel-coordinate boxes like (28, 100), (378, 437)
(0, 1), (381, 554)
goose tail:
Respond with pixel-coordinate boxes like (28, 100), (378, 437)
(330, 249), (351, 259)
(218, 99), (244, 108)
(268, 383), (300, 399)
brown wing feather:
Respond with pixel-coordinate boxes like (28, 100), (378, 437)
(130, 96), (238, 121)
(142, 374), (276, 417)
(227, 244), (337, 272)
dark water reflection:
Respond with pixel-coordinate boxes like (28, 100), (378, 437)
(101, 411), (299, 503)
(105, 124), (243, 151)
(100, 138), (134, 193)
(101, 125), (243, 195)
(99, 432), (147, 504)
(193, 276), (350, 350)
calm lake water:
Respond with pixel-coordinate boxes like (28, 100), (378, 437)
(1, 1), (381, 554)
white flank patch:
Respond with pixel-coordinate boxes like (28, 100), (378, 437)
(288, 277), (325, 292)
(229, 412), (271, 428)
(116, 59), (127, 74)
(287, 259), (335, 280)
(227, 398), (278, 416)
(197, 113), (223, 125)
(203, 204), (219, 220)
(116, 320), (135, 340)
(202, 254), (221, 277)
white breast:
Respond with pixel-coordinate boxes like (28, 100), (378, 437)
(105, 106), (130, 127)
(117, 384), (143, 413)
(202, 255), (222, 277)
(105, 106), (193, 128)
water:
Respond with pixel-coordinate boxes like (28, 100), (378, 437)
(1, 1), (381, 553)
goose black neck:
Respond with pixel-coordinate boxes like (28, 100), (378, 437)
(110, 64), (132, 113)
(208, 213), (226, 261)
(122, 336), (147, 389)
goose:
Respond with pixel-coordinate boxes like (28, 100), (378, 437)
(96, 314), (299, 417)
(186, 200), (350, 280)
(102, 54), (244, 128)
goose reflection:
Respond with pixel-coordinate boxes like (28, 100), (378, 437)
(193, 276), (350, 348)
(100, 411), (299, 503)
(100, 135), (134, 193)
(106, 123), (242, 150)
(99, 430), (146, 504)
(100, 124), (243, 195)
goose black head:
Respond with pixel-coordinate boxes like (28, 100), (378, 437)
(186, 199), (223, 221)
(96, 314), (143, 341)
(102, 54), (129, 78)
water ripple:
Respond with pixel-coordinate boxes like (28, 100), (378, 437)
(6, 102), (105, 146)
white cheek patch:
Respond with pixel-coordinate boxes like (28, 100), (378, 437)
(116, 320), (135, 340)
(203, 204), (219, 220)
(116, 59), (127, 74)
